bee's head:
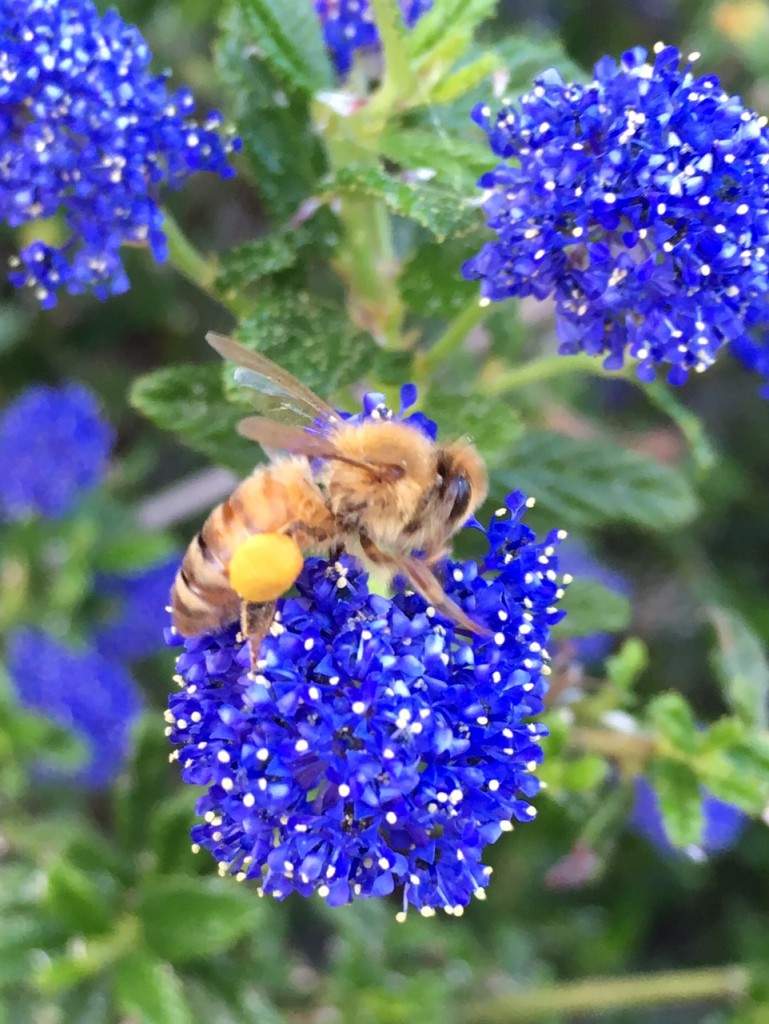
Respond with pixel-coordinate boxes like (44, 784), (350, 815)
(400, 440), (488, 553)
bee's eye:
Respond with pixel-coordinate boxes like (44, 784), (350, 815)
(447, 475), (472, 522)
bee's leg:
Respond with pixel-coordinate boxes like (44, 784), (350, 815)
(361, 534), (489, 637)
(240, 599), (277, 670)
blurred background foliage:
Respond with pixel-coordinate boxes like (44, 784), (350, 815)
(4, 0), (769, 1022)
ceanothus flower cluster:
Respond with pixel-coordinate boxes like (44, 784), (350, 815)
(0, 382), (113, 521)
(463, 44), (769, 385)
(1, 0), (239, 306)
(315, 0), (434, 76)
(166, 395), (567, 913)
(8, 627), (143, 789)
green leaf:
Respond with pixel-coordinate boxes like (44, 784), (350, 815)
(0, 915), (62, 987)
(235, 0), (333, 94)
(95, 530), (177, 574)
(565, 755), (610, 792)
(427, 51), (500, 104)
(45, 860), (113, 936)
(418, 35), (585, 138)
(606, 638), (648, 692)
(698, 727), (769, 813)
(407, 0), (497, 60)
(553, 578), (631, 639)
(708, 606), (769, 729)
(401, 236), (484, 318)
(497, 431), (699, 531)
(148, 791), (203, 877)
(115, 951), (193, 1024)
(216, 235), (300, 293)
(216, 4), (327, 219)
(186, 981), (284, 1024)
(137, 877), (260, 963)
(642, 380), (717, 475)
(130, 364), (256, 476)
(647, 693), (700, 756)
(114, 717), (179, 855)
(648, 760), (704, 848)
(329, 167), (480, 241)
(379, 128), (492, 190)
(216, 212), (341, 295)
(235, 286), (379, 396)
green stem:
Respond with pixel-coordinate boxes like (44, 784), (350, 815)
(481, 351), (605, 395)
(480, 350), (715, 472)
(568, 726), (656, 766)
(465, 965), (750, 1024)
(335, 194), (404, 348)
(163, 210), (247, 318)
(323, 125), (404, 348)
(415, 299), (490, 379)
(368, 0), (417, 113)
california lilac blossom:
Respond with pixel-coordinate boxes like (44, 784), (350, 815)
(8, 628), (143, 789)
(631, 777), (746, 858)
(1, 0), (239, 306)
(463, 44), (769, 385)
(166, 393), (567, 913)
(0, 382), (113, 521)
(95, 554), (181, 661)
(315, 1), (434, 76)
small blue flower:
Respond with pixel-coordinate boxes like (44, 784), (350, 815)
(0, 382), (114, 521)
(8, 627), (143, 789)
(315, 1), (434, 77)
(166, 392), (568, 912)
(631, 777), (746, 859)
(463, 44), (769, 385)
(1, 0), (240, 306)
(95, 554), (180, 662)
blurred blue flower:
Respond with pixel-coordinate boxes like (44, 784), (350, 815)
(8, 627), (143, 789)
(631, 777), (746, 858)
(0, 382), (113, 521)
(166, 385), (567, 911)
(315, 1), (434, 76)
(463, 44), (769, 385)
(1, 0), (240, 306)
(560, 543), (629, 663)
(730, 335), (769, 396)
(95, 554), (179, 661)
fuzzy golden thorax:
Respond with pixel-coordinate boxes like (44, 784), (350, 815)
(324, 420), (487, 555)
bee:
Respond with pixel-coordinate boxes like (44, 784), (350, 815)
(171, 333), (489, 665)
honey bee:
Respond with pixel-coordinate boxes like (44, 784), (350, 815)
(171, 332), (489, 665)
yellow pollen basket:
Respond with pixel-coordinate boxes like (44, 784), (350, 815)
(228, 533), (304, 603)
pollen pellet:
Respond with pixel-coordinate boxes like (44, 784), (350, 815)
(228, 532), (304, 603)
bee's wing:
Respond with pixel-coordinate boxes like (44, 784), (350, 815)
(237, 417), (408, 481)
(207, 332), (340, 428)
(237, 416), (346, 460)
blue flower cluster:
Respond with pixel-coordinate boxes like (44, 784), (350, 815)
(0, 382), (113, 521)
(166, 490), (567, 912)
(95, 554), (180, 662)
(463, 44), (769, 385)
(8, 627), (143, 789)
(315, 0), (434, 76)
(631, 777), (746, 859)
(1, 0), (239, 306)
